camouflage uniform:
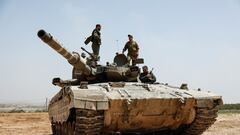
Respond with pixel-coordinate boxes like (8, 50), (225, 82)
(91, 28), (101, 56)
(139, 72), (156, 84)
(123, 40), (139, 65)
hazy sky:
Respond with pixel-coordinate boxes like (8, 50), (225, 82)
(0, 0), (240, 104)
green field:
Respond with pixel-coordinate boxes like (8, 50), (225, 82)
(219, 103), (240, 113)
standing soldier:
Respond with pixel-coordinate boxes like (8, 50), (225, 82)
(85, 24), (102, 58)
(122, 34), (139, 65)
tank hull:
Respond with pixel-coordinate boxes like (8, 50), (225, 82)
(48, 82), (222, 134)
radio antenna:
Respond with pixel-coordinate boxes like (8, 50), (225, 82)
(116, 40), (119, 53)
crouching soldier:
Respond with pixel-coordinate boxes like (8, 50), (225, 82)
(139, 66), (156, 84)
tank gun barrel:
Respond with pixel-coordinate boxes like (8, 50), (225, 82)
(37, 29), (95, 75)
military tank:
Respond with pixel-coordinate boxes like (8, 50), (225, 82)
(37, 29), (223, 135)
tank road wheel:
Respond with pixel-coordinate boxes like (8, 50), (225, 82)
(74, 109), (104, 135)
(51, 123), (56, 135)
(67, 122), (71, 135)
(55, 123), (60, 135)
(72, 121), (76, 135)
(63, 122), (67, 135)
(60, 123), (64, 135)
(180, 106), (219, 135)
(67, 121), (74, 135)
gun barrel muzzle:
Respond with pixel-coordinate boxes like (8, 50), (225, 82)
(37, 29), (77, 64)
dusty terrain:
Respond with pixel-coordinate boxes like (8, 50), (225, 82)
(0, 112), (239, 135)
(203, 113), (240, 135)
(0, 113), (51, 135)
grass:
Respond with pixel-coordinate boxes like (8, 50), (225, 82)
(218, 103), (240, 114)
(218, 109), (240, 114)
(219, 103), (240, 110)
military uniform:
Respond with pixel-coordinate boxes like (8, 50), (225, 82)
(139, 72), (156, 84)
(91, 28), (101, 56)
(123, 40), (139, 64)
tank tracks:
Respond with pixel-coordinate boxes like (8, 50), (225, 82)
(51, 106), (218, 135)
(123, 106), (219, 135)
(180, 106), (218, 135)
(52, 109), (104, 135)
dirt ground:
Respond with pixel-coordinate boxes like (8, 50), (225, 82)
(202, 113), (240, 135)
(0, 113), (239, 135)
(0, 113), (51, 135)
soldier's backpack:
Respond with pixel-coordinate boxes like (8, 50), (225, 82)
(84, 35), (92, 45)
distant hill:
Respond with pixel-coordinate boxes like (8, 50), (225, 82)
(0, 103), (47, 113)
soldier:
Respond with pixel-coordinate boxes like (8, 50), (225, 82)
(139, 66), (156, 84)
(85, 24), (102, 57)
(122, 34), (139, 65)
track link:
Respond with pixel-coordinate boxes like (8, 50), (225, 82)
(180, 106), (218, 135)
(75, 109), (104, 135)
(52, 109), (104, 135)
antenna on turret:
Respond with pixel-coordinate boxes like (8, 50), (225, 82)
(116, 40), (120, 53)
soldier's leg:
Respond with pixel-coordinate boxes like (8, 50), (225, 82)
(127, 55), (132, 66)
(131, 55), (138, 66)
(92, 44), (100, 56)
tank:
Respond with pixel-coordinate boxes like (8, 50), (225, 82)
(38, 29), (223, 135)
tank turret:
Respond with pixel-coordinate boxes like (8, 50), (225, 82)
(37, 29), (142, 84)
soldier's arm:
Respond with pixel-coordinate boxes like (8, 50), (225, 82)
(139, 73), (148, 82)
(150, 72), (156, 83)
(122, 43), (128, 53)
(135, 42), (139, 51)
